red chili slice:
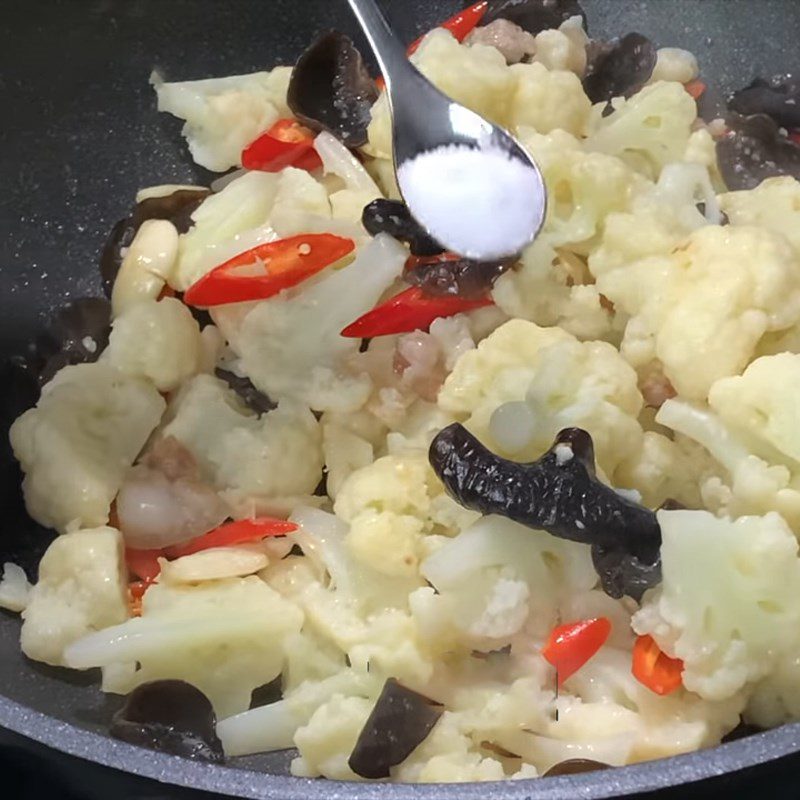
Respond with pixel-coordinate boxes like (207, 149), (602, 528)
(543, 617), (612, 687)
(340, 286), (493, 338)
(242, 118), (323, 173)
(184, 233), (355, 308)
(165, 517), (298, 559)
(632, 634), (684, 696)
(125, 548), (163, 583)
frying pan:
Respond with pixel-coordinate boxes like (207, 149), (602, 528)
(1, 1), (799, 797)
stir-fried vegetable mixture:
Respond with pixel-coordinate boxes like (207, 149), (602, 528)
(5, 0), (800, 784)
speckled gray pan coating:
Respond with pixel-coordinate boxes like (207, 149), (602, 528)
(1, 1), (799, 797)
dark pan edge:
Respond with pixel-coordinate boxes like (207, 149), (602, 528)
(2, 693), (800, 800)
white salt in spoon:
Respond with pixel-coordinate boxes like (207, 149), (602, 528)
(346, 0), (547, 260)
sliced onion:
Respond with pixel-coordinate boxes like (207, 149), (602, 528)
(314, 131), (380, 194)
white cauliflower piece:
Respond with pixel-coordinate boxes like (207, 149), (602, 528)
(268, 166), (332, 232)
(21, 527), (129, 666)
(162, 374), (323, 499)
(557, 646), (743, 763)
(597, 225), (800, 400)
(492, 240), (612, 340)
(291, 695), (373, 780)
(392, 712), (505, 783)
(510, 62), (591, 137)
(589, 161), (720, 279)
(10, 363), (165, 532)
(720, 176), (800, 256)
(334, 450), (472, 578)
(515, 128), (647, 250)
(0, 563), (31, 613)
(321, 421), (374, 500)
(65, 576), (303, 718)
(532, 16), (589, 76)
(366, 29), (514, 159)
(111, 219), (179, 317)
(175, 170), (280, 290)
(421, 515), (596, 642)
(709, 354), (800, 465)
(633, 509), (800, 701)
(650, 48), (699, 84)
(228, 234), (407, 412)
(586, 82), (697, 179)
(314, 131), (382, 224)
(103, 298), (202, 392)
(439, 319), (644, 477)
(154, 67), (291, 171)
(657, 398), (800, 530)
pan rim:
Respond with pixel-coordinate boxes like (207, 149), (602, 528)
(2, 694), (800, 799)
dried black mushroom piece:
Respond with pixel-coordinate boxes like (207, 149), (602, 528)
(729, 75), (800, 130)
(99, 188), (210, 298)
(215, 368), (276, 416)
(544, 758), (611, 777)
(110, 680), (223, 762)
(405, 254), (514, 299)
(250, 675), (283, 709)
(591, 543), (661, 603)
(430, 424), (661, 561)
(582, 33), (657, 105)
(348, 678), (443, 779)
(480, 0), (588, 36)
(717, 113), (800, 191)
(31, 297), (112, 386)
(288, 32), (379, 149)
(362, 199), (444, 257)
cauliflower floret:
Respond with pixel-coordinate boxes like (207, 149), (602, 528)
(175, 170), (280, 290)
(103, 298), (202, 392)
(268, 166), (332, 232)
(720, 176), (800, 256)
(21, 527), (129, 666)
(532, 16), (589, 76)
(111, 219), (180, 317)
(392, 712), (505, 783)
(633, 509), (800, 701)
(334, 450), (473, 577)
(321, 421), (374, 500)
(10, 363), (165, 532)
(162, 374), (323, 499)
(154, 67), (291, 171)
(585, 82), (697, 180)
(649, 48), (699, 84)
(421, 515), (596, 642)
(657, 398), (800, 530)
(291, 694), (373, 780)
(515, 128), (647, 250)
(509, 62), (591, 137)
(492, 240), (613, 340)
(366, 29), (514, 159)
(439, 319), (644, 477)
(556, 646), (743, 763)
(589, 162), (720, 278)
(597, 225), (800, 400)
(65, 576), (303, 718)
(709, 354), (800, 465)
(0, 563), (31, 613)
(227, 235), (407, 412)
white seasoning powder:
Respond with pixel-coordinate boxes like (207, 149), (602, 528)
(397, 144), (545, 260)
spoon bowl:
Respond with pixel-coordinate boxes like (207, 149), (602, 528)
(346, 0), (547, 259)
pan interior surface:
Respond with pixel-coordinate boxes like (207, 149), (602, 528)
(1, 1), (799, 797)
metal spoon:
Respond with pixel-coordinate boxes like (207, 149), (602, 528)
(346, 0), (547, 260)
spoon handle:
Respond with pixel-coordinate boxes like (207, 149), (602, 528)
(345, 0), (410, 92)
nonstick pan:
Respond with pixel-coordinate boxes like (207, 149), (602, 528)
(1, 1), (799, 798)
